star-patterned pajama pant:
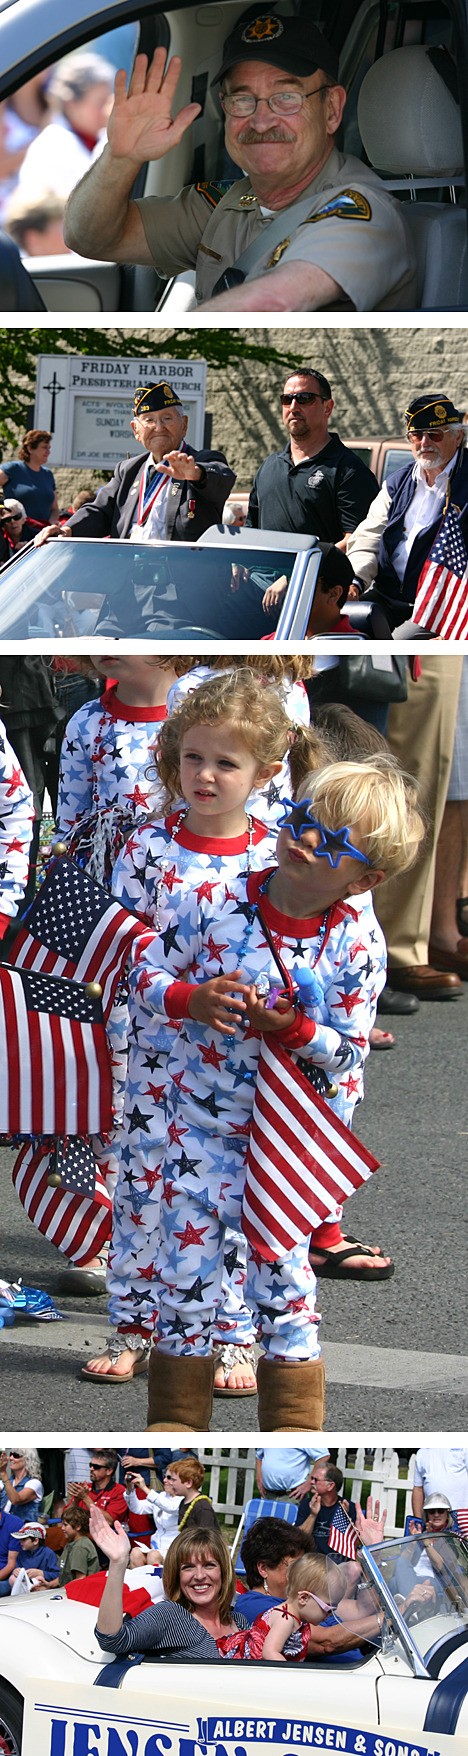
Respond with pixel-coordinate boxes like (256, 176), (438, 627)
(107, 1048), (257, 1346)
(153, 1125), (321, 1361)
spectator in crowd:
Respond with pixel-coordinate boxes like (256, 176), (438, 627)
(59, 1507), (100, 1586)
(224, 501), (247, 526)
(15, 52), (114, 204)
(0, 1503), (23, 1597)
(256, 1448), (329, 1501)
(7, 1520), (60, 1591)
(67, 1450), (127, 1531)
(0, 656), (63, 910)
(126, 1465), (183, 1563)
(0, 1448), (43, 1519)
(0, 429), (59, 536)
(64, 1449), (93, 1494)
(4, 189), (68, 255)
(92, 1511), (248, 1659)
(375, 656), (465, 1004)
(346, 396), (468, 631)
(412, 1448), (468, 1518)
(248, 370), (378, 541)
(1, 498), (28, 552)
(295, 1463), (357, 1554)
(169, 1459), (219, 1534)
(63, 14), (416, 312)
(0, 72), (50, 220)
(237, 1517), (312, 1620)
(427, 658), (468, 978)
(118, 1449), (155, 1488)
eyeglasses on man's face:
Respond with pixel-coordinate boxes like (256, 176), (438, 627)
(221, 84), (331, 117)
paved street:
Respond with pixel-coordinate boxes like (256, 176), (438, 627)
(1, 986), (466, 1435)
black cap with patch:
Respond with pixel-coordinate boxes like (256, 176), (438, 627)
(405, 394), (464, 432)
(133, 381), (183, 416)
(213, 8), (339, 85)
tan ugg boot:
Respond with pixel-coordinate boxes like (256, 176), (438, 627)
(257, 1355), (325, 1431)
(146, 1349), (215, 1431)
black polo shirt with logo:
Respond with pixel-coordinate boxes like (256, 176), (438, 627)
(247, 432), (378, 541)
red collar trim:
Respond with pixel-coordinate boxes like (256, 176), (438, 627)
(165, 812), (268, 853)
(246, 868), (358, 934)
(101, 685), (168, 724)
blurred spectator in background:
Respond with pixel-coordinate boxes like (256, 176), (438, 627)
(256, 1448), (329, 1501)
(412, 1448), (468, 1518)
(1, 497), (28, 551)
(0, 72), (50, 219)
(224, 501), (247, 527)
(4, 188), (68, 255)
(15, 52), (114, 204)
(0, 429), (59, 537)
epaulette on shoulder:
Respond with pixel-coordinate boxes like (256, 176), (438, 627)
(195, 180), (234, 208)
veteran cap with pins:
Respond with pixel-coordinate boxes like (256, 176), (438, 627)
(213, 6), (339, 85)
(133, 381), (184, 417)
(405, 394), (465, 432)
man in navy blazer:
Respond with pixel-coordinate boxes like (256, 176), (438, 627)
(35, 379), (235, 631)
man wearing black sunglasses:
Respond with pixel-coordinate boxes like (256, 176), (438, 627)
(247, 367), (378, 544)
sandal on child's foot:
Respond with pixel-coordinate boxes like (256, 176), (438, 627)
(213, 1343), (257, 1396)
(81, 1333), (151, 1382)
(309, 1236), (394, 1280)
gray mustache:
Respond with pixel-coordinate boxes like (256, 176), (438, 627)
(237, 126), (295, 143)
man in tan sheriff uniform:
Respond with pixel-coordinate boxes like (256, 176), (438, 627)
(65, 8), (417, 312)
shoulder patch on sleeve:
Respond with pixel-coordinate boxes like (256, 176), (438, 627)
(304, 190), (372, 224)
(195, 180), (234, 208)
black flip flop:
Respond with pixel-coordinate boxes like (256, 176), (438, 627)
(310, 1237), (395, 1281)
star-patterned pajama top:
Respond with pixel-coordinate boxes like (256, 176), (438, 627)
(56, 685), (167, 878)
(128, 866), (387, 1133)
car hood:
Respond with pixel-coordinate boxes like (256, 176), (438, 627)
(1, 1590), (103, 1662)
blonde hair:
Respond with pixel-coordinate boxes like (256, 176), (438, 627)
(162, 1527), (235, 1621)
(208, 655), (315, 683)
(156, 668), (294, 805)
(287, 1553), (330, 1599)
(296, 757), (425, 878)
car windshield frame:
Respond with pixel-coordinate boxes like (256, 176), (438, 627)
(360, 1532), (468, 1676)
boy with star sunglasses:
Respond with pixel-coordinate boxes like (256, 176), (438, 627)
(127, 755), (424, 1434)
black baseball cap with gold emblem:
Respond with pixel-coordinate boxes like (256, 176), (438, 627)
(213, 7), (339, 84)
(133, 381), (183, 416)
(405, 394), (464, 432)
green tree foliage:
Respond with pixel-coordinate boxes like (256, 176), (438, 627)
(0, 327), (298, 449)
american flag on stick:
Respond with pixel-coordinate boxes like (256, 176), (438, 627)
(242, 1037), (380, 1261)
(455, 1510), (468, 1540)
(8, 856), (147, 1022)
(414, 500), (468, 638)
(0, 964), (113, 1137)
(328, 1503), (359, 1561)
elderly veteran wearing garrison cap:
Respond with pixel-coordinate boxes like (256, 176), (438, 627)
(37, 382), (235, 546)
(347, 396), (468, 633)
(64, 8), (416, 313)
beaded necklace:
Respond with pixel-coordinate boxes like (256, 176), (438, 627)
(153, 806), (256, 929)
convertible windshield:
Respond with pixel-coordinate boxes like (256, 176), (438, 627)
(367, 1532), (468, 1661)
(0, 540), (299, 640)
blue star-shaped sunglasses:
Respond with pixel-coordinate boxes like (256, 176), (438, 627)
(277, 798), (371, 869)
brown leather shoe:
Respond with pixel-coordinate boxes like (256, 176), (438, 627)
(428, 942), (468, 980)
(388, 963), (463, 999)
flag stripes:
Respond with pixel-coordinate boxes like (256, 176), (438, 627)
(242, 1038), (379, 1261)
(12, 1142), (112, 1266)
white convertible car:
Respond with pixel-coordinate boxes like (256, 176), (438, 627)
(2, 1534), (468, 1756)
